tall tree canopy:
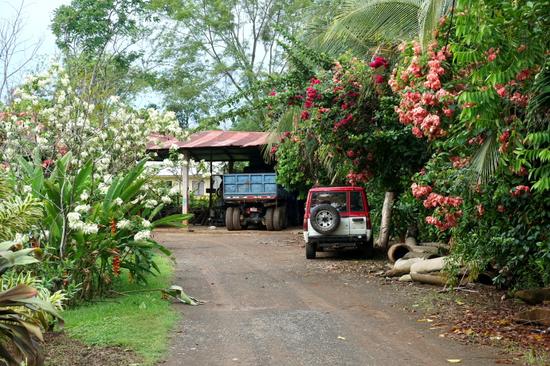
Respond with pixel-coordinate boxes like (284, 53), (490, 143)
(150, 0), (314, 129)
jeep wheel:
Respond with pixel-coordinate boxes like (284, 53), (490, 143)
(310, 204), (340, 234)
(358, 238), (374, 259)
(225, 207), (234, 231)
(232, 207), (242, 230)
(306, 242), (316, 259)
(265, 207), (274, 231)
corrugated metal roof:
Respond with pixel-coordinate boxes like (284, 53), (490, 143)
(147, 131), (273, 151)
(182, 130), (272, 148)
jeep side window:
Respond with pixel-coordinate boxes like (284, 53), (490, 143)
(350, 191), (365, 212)
(310, 192), (347, 212)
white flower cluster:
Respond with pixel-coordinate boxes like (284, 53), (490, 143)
(134, 230), (151, 241)
(116, 219), (132, 229)
(67, 212), (98, 234)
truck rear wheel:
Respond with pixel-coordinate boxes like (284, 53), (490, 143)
(265, 207), (274, 231)
(232, 207), (242, 230)
(273, 206), (284, 231)
(225, 207), (234, 231)
(306, 242), (316, 259)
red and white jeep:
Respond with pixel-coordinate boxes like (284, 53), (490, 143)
(303, 186), (373, 259)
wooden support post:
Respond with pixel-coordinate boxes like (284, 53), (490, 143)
(181, 154), (189, 223)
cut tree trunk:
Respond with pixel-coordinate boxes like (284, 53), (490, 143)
(515, 308), (550, 326)
(402, 251), (439, 260)
(387, 242), (440, 263)
(376, 191), (395, 251)
(410, 272), (448, 286)
(410, 256), (447, 274)
(514, 288), (550, 305)
(386, 258), (424, 277)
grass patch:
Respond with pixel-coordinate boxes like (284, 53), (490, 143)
(62, 256), (180, 365)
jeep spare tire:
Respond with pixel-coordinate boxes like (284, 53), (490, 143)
(310, 204), (340, 234)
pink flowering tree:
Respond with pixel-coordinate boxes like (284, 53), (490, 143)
(391, 0), (549, 288)
(273, 56), (428, 248)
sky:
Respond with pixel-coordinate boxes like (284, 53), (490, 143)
(0, 0), (70, 74)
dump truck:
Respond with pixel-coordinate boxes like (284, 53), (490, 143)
(223, 172), (294, 231)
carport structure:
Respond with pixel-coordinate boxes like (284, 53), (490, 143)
(147, 130), (275, 215)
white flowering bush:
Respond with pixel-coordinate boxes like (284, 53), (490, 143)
(0, 65), (186, 176)
(0, 65), (191, 301)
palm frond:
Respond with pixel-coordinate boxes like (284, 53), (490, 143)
(526, 56), (550, 129)
(321, 0), (453, 56)
(418, 0), (454, 48)
(470, 133), (499, 183)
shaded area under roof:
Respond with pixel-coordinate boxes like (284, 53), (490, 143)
(147, 130), (275, 162)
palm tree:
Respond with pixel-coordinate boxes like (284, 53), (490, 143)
(319, 0), (454, 56)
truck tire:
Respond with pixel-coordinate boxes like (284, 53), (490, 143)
(265, 207), (274, 231)
(306, 242), (316, 259)
(225, 207), (234, 231)
(232, 207), (242, 230)
(273, 206), (284, 231)
(281, 206), (288, 229)
(310, 204), (340, 234)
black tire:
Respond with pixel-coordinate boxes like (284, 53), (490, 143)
(232, 207), (242, 230)
(273, 206), (284, 231)
(225, 207), (234, 231)
(281, 206), (288, 229)
(358, 237), (374, 259)
(265, 207), (274, 231)
(310, 204), (340, 234)
(306, 242), (316, 259)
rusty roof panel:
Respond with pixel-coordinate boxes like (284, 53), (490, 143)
(181, 131), (272, 148)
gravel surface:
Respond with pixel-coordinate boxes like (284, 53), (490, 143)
(156, 228), (503, 366)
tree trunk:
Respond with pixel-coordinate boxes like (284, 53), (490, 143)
(376, 191), (395, 250)
(410, 256), (447, 274)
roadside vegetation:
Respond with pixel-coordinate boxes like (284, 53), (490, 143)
(62, 256), (179, 365)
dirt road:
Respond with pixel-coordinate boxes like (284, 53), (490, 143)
(157, 229), (501, 366)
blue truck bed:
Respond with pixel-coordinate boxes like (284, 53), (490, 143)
(223, 173), (286, 201)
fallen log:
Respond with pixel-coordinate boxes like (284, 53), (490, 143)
(398, 274), (412, 282)
(405, 236), (418, 246)
(410, 272), (448, 286)
(386, 258), (424, 277)
(387, 243), (441, 263)
(515, 308), (550, 326)
(410, 256), (447, 274)
(387, 243), (413, 263)
(403, 251), (439, 260)
(421, 242), (451, 250)
(514, 288), (550, 305)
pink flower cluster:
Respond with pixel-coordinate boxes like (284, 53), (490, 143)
(486, 48), (499, 62)
(422, 193), (463, 209)
(411, 183), (432, 198)
(510, 185), (530, 197)
(425, 210), (462, 231)
(468, 135), (485, 145)
(392, 43), (454, 140)
(333, 114), (353, 131)
(279, 131), (291, 142)
(450, 156), (470, 169)
(369, 56), (389, 69)
(498, 130), (510, 153)
(346, 171), (371, 185)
